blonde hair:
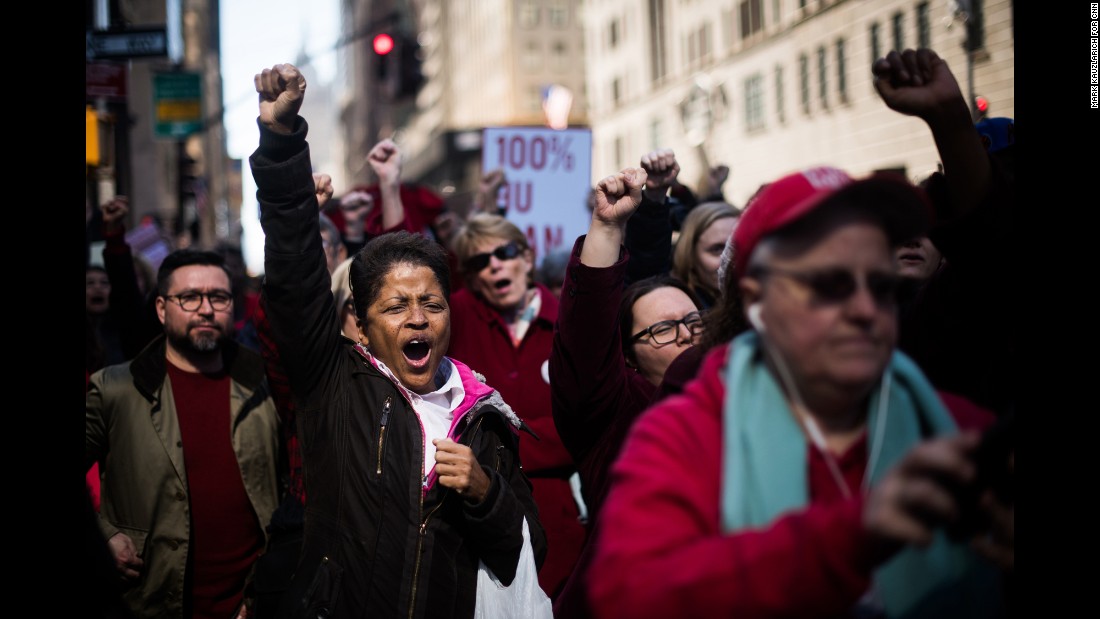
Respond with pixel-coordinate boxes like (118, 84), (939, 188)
(671, 201), (739, 298)
(330, 256), (355, 312)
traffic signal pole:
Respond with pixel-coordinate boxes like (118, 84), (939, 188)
(94, 0), (116, 208)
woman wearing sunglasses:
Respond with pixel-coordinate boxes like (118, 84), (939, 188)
(589, 166), (1011, 619)
(447, 213), (588, 601)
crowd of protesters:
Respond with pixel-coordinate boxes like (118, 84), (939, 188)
(86, 47), (1013, 619)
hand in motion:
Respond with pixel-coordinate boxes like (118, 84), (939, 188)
(872, 48), (965, 124)
(639, 149), (679, 202)
(863, 432), (981, 558)
(101, 195), (130, 234)
(312, 173), (333, 210)
(593, 167), (648, 229)
(340, 190), (374, 220)
(368, 139), (402, 187)
(473, 168), (508, 214)
(255, 63), (306, 135)
(704, 164), (731, 197)
(433, 438), (491, 503)
(970, 451), (1014, 571)
(107, 531), (144, 581)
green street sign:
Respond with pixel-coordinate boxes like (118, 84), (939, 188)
(154, 72), (202, 138)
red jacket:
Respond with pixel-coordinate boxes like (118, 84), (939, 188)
(548, 237), (661, 619)
(448, 283), (586, 599)
(589, 343), (995, 619)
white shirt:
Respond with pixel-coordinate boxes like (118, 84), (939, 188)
(372, 355), (466, 478)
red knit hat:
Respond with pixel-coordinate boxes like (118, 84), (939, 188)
(731, 166), (931, 280)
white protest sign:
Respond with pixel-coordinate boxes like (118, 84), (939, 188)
(481, 127), (592, 266)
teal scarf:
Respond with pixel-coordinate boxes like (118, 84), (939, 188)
(720, 331), (1001, 618)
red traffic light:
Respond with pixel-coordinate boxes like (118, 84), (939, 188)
(974, 95), (989, 113)
(373, 33), (395, 55)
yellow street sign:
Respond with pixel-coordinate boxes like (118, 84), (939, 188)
(86, 106), (100, 166)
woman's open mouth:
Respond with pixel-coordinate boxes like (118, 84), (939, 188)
(403, 338), (432, 368)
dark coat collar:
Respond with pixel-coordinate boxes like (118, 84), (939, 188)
(129, 334), (266, 401)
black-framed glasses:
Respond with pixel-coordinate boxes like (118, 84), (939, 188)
(464, 241), (522, 272)
(163, 291), (234, 312)
(632, 311), (704, 345)
(758, 266), (900, 307)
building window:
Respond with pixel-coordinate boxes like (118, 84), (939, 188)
(775, 65), (785, 123)
(614, 136), (624, 169)
(522, 41), (541, 71)
(612, 77), (622, 106)
(548, 2), (568, 28)
(520, 0), (539, 28)
(740, 0), (764, 39)
(527, 87), (542, 113)
(870, 21), (881, 61)
(685, 25), (711, 66)
(817, 45), (827, 108)
(745, 73), (765, 131)
(649, 118), (662, 151)
(799, 53), (810, 114)
(917, 2), (930, 48)
(836, 38), (847, 103)
(892, 12), (904, 51)
(723, 8), (736, 51)
(609, 17), (620, 49)
(551, 41), (568, 72)
(686, 26), (710, 66)
(649, 0), (668, 81)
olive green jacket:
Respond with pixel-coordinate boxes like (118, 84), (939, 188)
(86, 335), (281, 619)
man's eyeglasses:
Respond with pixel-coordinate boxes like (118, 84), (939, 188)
(163, 292), (234, 312)
(758, 266), (900, 307)
(464, 241), (522, 272)
(632, 311), (704, 345)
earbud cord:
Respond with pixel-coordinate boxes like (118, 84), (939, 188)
(863, 371), (891, 492)
(756, 330), (890, 500)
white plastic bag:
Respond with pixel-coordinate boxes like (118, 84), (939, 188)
(474, 517), (553, 619)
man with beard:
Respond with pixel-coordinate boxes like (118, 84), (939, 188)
(86, 248), (281, 619)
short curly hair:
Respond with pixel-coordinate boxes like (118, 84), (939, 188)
(349, 232), (451, 321)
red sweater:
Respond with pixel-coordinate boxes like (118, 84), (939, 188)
(168, 362), (264, 619)
(589, 343), (994, 619)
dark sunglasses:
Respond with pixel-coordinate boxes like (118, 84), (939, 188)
(464, 241), (522, 272)
(758, 266), (900, 307)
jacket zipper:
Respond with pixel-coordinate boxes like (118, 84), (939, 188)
(408, 414), (487, 618)
(377, 397), (392, 475)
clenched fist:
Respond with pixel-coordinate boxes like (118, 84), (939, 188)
(255, 63), (306, 135)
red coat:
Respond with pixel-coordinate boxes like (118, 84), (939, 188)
(548, 237), (659, 619)
(589, 343), (995, 619)
(448, 284), (587, 599)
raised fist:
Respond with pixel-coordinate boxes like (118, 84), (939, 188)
(639, 149), (680, 198)
(593, 167), (648, 228)
(255, 63), (307, 135)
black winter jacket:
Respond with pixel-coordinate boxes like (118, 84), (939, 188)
(251, 117), (546, 619)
